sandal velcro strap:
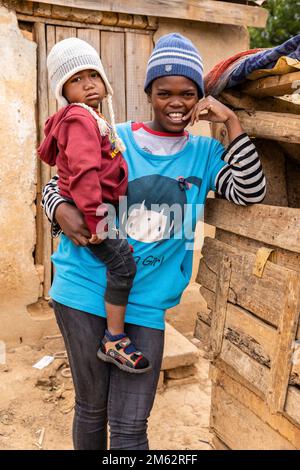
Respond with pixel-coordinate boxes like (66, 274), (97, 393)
(99, 335), (151, 373)
(115, 337), (131, 350)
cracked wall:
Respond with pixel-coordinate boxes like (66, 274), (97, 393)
(0, 5), (41, 344)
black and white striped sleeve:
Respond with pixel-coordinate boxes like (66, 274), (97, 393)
(41, 174), (66, 237)
(215, 133), (266, 205)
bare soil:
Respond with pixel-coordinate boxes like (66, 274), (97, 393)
(0, 287), (212, 450)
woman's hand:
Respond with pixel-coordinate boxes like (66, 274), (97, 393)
(183, 95), (244, 143)
(183, 95), (237, 125)
(55, 203), (91, 246)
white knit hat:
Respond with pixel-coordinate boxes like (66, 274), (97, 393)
(47, 37), (125, 153)
(47, 37), (113, 107)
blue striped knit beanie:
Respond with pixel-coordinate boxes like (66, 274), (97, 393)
(144, 33), (204, 97)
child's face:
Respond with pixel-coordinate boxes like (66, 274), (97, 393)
(147, 76), (199, 133)
(62, 69), (106, 109)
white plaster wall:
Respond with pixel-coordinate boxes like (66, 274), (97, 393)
(0, 5), (42, 343)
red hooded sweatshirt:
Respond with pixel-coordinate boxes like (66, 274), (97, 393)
(38, 104), (128, 234)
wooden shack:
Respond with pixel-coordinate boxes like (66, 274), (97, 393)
(195, 69), (300, 449)
(1, 0), (269, 344)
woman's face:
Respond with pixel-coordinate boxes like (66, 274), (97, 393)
(62, 69), (106, 109)
(147, 76), (199, 133)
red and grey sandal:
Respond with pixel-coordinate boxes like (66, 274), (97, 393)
(97, 335), (152, 374)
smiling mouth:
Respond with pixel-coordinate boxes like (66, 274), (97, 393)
(167, 112), (185, 122)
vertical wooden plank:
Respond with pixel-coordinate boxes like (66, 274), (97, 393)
(45, 25), (58, 271)
(34, 22), (52, 297)
(267, 271), (300, 413)
(101, 31), (126, 123)
(55, 26), (77, 42)
(77, 29), (101, 112)
(46, 25), (57, 116)
(77, 28), (100, 54)
(46, 25), (58, 180)
(125, 32), (152, 121)
(209, 256), (231, 358)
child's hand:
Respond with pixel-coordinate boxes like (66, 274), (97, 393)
(89, 234), (103, 244)
(183, 96), (236, 126)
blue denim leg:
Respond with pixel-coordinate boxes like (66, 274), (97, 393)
(108, 323), (164, 450)
(53, 301), (110, 450)
(52, 301), (164, 450)
(88, 237), (137, 306)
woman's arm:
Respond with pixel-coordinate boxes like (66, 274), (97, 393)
(42, 175), (91, 246)
(42, 175), (64, 237)
(184, 96), (266, 205)
(214, 131), (266, 205)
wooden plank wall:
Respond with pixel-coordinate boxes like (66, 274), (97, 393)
(35, 23), (153, 296)
(196, 230), (300, 448)
(34, 22), (52, 297)
(210, 366), (300, 449)
(201, 56), (300, 450)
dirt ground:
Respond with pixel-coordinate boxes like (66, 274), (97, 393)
(0, 289), (212, 451)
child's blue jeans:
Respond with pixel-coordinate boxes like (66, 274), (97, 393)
(88, 236), (136, 306)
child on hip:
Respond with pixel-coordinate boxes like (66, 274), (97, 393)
(38, 38), (151, 374)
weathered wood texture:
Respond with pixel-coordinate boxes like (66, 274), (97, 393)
(220, 338), (270, 395)
(215, 229), (300, 277)
(198, 289), (276, 361)
(211, 378), (296, 449)
(241, 71), (300, 98)
(27, 0), (268, 27)
(214, 230), (300, 341)
(45, 26), (58, 264)
(197, 237), (300, 391)
(211, 435), (229, 450)
(17, 13), (155, 32)
(214, 357), (300, 428)
(267, 270), (300, 412)
(279, 143), (300, 165)
(197, 236), (296, 327)
(285, 387), (300, 426)
(125, 32), (152, 122)
(286, 157), (300, 208)
(255, 140), (288, 207)
(211, 366), (300, 449)
(101, 31), (126, 123)
(14, 1), (156, 29)
(235, 110), (300, 144)
(194, 314), (210, 351)
(55, 24), (76, 42)
(204, 199), (300, 254)
(209, 256), (231, 358)
(34, 22), (52, 297)
(77, 27), (100, 52)
(220, 89), (300, 115)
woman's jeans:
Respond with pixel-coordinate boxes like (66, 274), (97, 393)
(53, 300), (165, 450)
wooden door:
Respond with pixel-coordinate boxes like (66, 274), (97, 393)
(34, 22), (153, 297)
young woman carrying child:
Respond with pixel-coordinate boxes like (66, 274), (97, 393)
(42, 33), (266, 450)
